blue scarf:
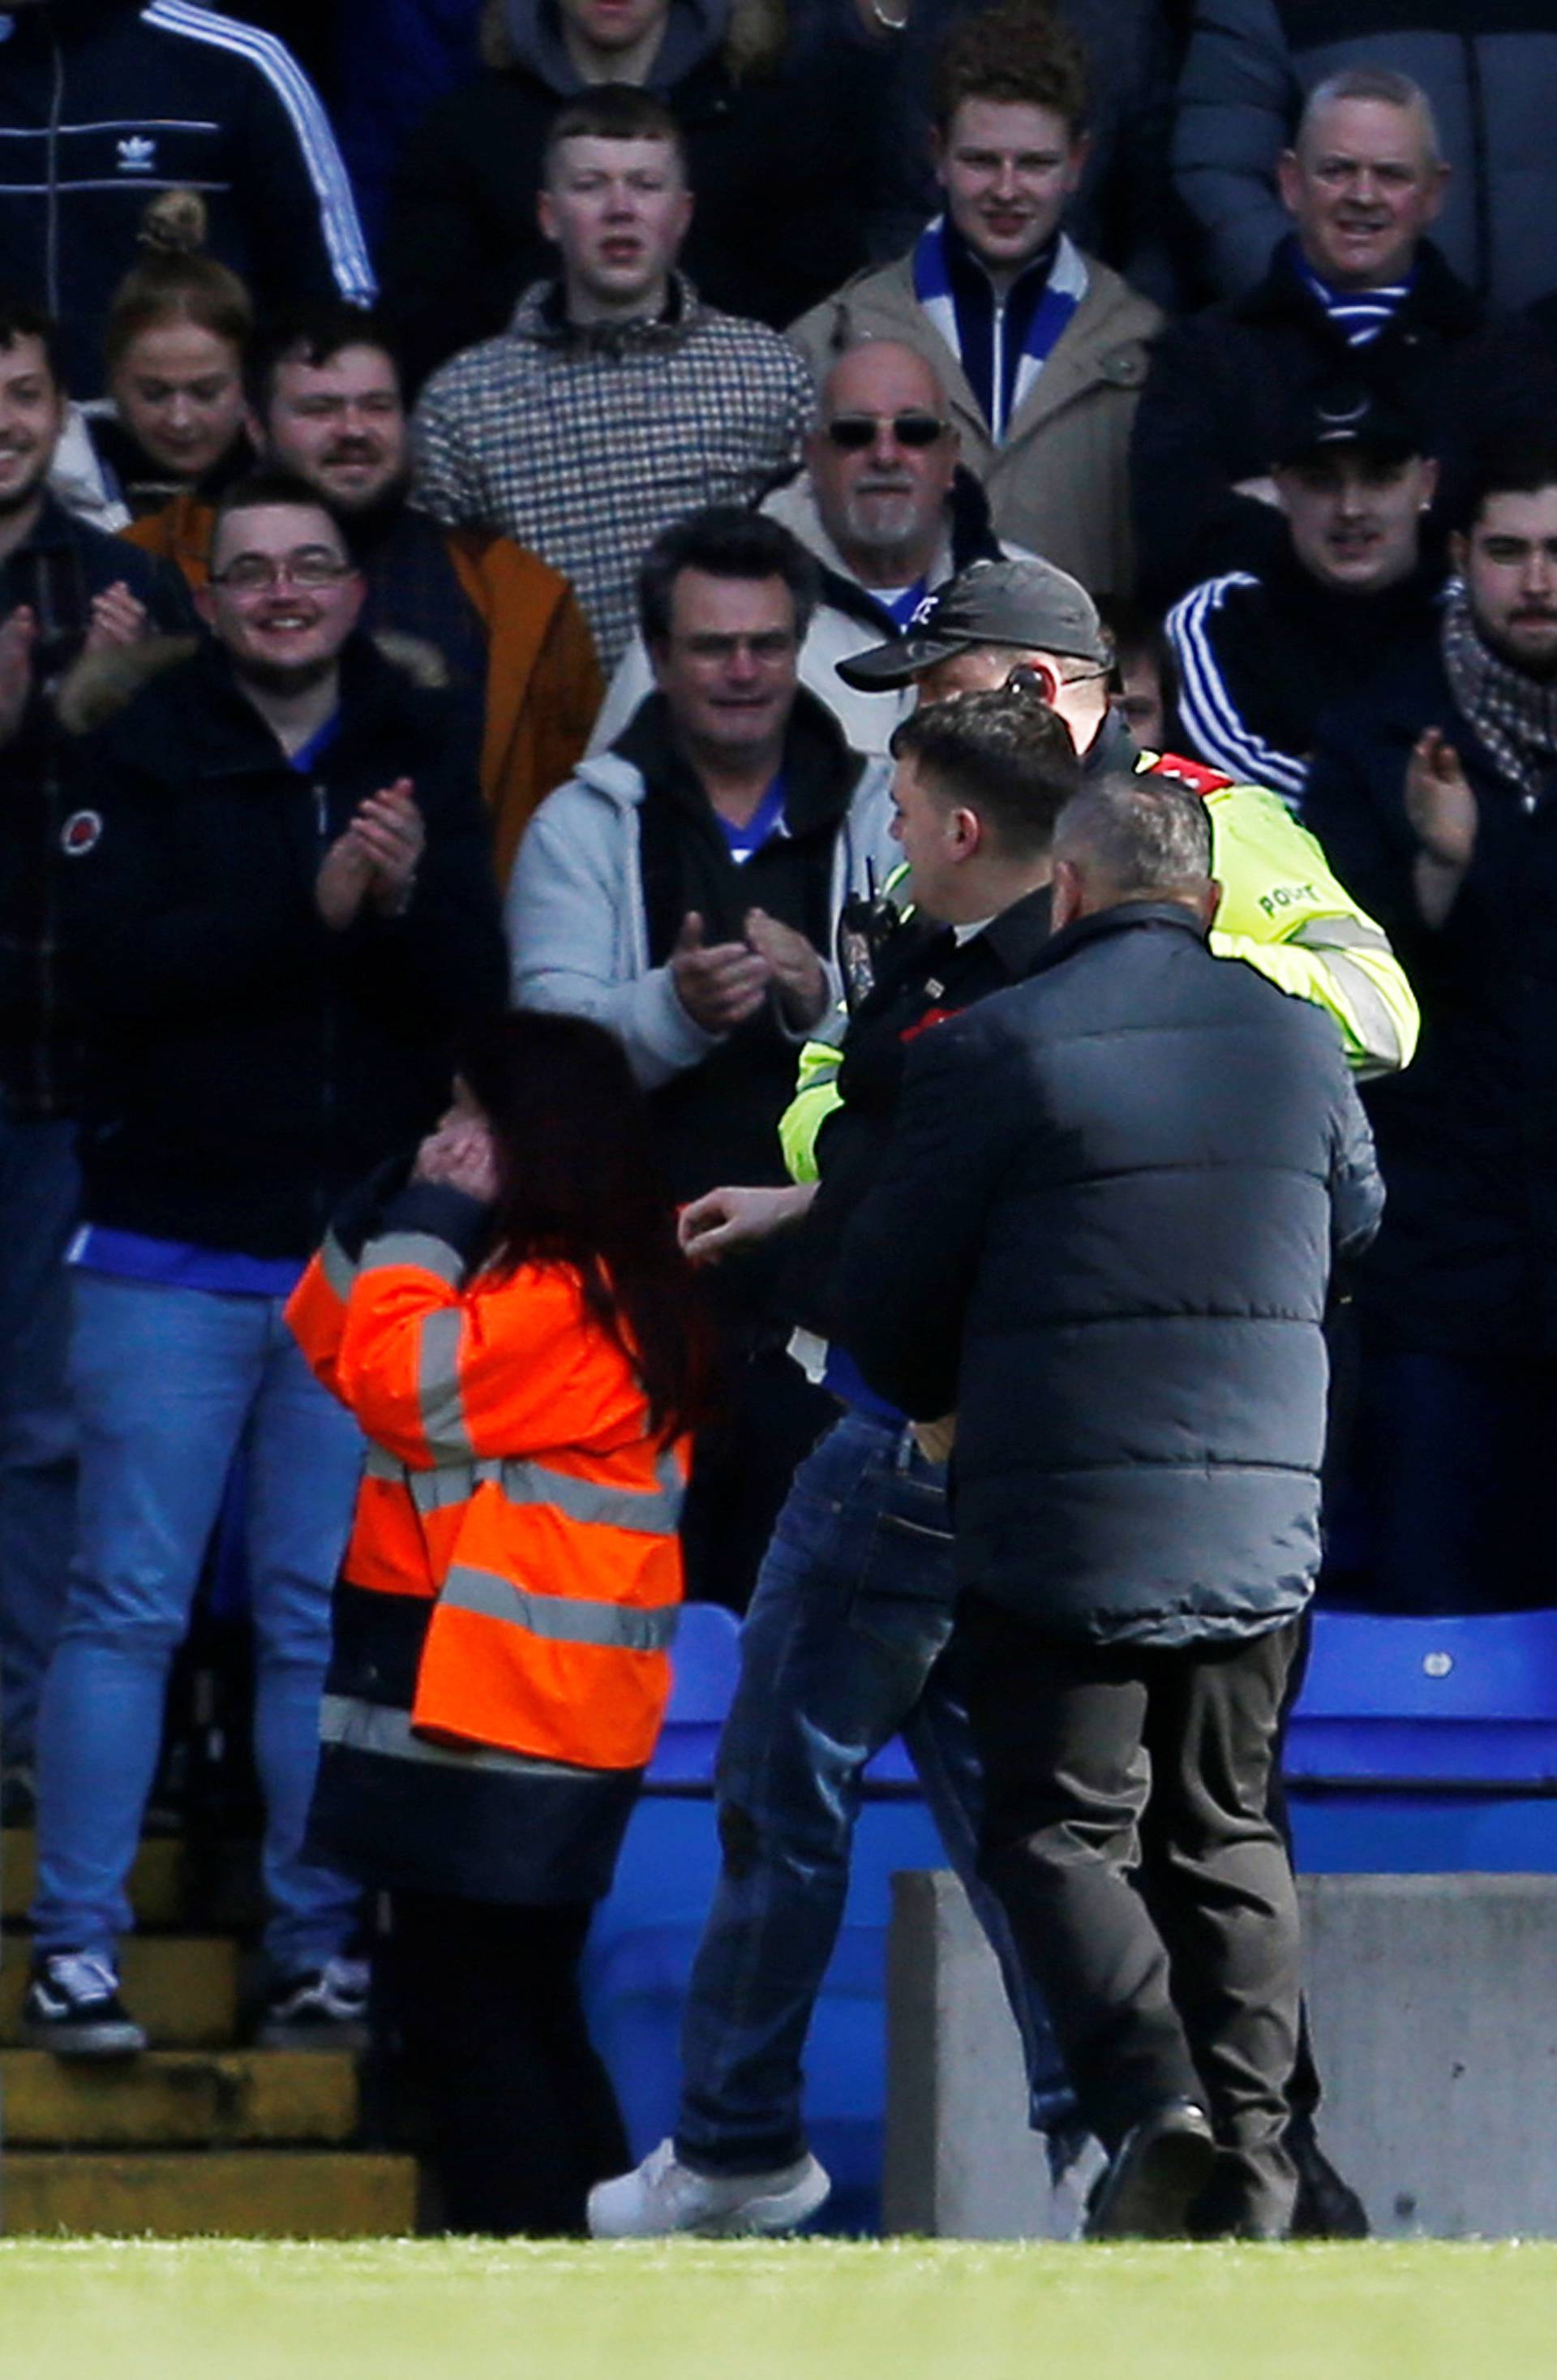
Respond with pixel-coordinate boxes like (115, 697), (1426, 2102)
(912, 216), (1088, 442)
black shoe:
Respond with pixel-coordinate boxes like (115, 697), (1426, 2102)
(22, 1951), (148, 2059)
(256, 1956), (371, 2052)
(1087, 2099), (1218, 2240)
(1289, 2125), (1370, 2239)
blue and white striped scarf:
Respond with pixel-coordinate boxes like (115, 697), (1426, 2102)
(1293, 245), (1413, 349)
(912, 217), (1088, 444)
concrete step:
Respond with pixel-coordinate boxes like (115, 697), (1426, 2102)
(2, 1832), (187, 1927)
(0, 1936), (239, 2047)
(1, 2150), (419, 2237)
(0, 2049), (359, 2146)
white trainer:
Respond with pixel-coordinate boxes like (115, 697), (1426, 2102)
(588, 2137), (831, 2238)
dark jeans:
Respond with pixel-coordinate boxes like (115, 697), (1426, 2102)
(385, 1890), (629, 2236)
(961, 1598), (1302, 2230)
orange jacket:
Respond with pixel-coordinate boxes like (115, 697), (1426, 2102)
(124, 501), (601, 883)
(288, 1203), (687, 1775)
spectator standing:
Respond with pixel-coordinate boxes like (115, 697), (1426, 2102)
(1173, 0), (1557, 313)
(289, 1011), (709, 2235)
(835, 773), (1383, 2238)
(333, 1), (486, 255)
(379, 0), (878, 389)
(22, 470), (507, 2056)
(1302, 433), (1557, 1617)
(0, 0), (373, 397)
(508, 505), (894, 1606)
(134, 304), (603, 885)
(593, 340), (1013, 755)
(412, 86), (812, 675)
(73, 191), (260, 531)
(788, 2), (1162, 597)
(0, 301), (190, 1824)
(1133, 70), (1554, 608)
(1168, 387), (1443, 806)
(844, 0), (1183, 309)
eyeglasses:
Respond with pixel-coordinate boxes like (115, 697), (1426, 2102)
(208, 548), (357, 594)
(822, 411), (950, 452)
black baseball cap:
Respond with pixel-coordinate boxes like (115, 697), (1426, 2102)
(837, 557), (1113, 690)
(1272, 384), (1425, 471)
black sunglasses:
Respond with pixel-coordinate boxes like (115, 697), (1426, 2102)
(822, 410), (950, 451)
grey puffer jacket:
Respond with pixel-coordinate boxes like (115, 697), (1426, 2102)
(1174, 0), (1557, 311)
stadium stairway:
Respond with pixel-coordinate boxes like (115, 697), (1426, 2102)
(0, 1827), (418, 2237)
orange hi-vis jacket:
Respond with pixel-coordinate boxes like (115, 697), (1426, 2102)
(288, 1203), (688, 1781)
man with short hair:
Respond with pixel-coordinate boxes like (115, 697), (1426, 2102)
(1303, 432), (1557, 1617)
(411, 85), (814, 674)
(0, 301), (189, 1822)
(509, 504), (894, 1610)
(1167, 384), (1443, 806)
(789, 3), (1163, 595)
(130, 304), (604, 883)
(1133, 67), (1553, 606)
(592, 338), (1014, 755)
(24, 469), (507, 2057)
(834, 771), (1382, 2238)
(1173, 5), (1557, 314)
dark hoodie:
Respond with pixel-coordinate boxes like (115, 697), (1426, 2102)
(0, 0), (372, 395)
(379, 0), (881, 389)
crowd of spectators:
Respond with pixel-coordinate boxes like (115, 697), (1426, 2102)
(2, 0), (1555, 2236)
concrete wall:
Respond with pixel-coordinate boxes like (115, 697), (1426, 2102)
(884, 1868), (1557, 2239)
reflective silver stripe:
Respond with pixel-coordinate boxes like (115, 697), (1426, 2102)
(417, 1307), (474, 1459)
(320, 1692), (593, 1779)
(320, 1230), (356, 1299)
(365, 1446), (683, 1534)
(362, 1231), (466, 1289)
(1288, 916), (1392, 955)
(363, 1442), (405, 1484)
(1315, 951), (1405, 1071)
(441, 1564), (680, 1652)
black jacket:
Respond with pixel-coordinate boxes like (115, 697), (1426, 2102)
(834, 902), (1383, 1646)
(1130, 238), (1557, 607)
(1302, 635), (1557, 1359)
(379, 39), (878, 390)
(63, 631), (508, 1255)
(0, 0), (372, 395)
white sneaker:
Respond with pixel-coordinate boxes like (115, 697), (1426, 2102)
(588, 2137), (831, 2238)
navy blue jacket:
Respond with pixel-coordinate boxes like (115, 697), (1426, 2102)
(834, 902), (1382, 1647)
(0, 0), (373, 394)
(1302, 637), (1557, 1358)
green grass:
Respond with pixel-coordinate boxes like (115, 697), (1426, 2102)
(5, 2240), (1557, 2380)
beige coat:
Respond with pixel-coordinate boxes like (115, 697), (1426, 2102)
(789, 248), (1163, 598)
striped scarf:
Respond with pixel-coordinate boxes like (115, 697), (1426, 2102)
(1441, 580), (1557, 803)
(1293, 247), (1412, 348)
(912, 217), (1087, 442)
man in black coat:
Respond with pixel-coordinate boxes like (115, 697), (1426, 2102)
(1130, 67), (1555, 608)
(835, 771), (1383, 2238)
(1302, 429), (1557, 1617)
(23, 468), (507, 2060)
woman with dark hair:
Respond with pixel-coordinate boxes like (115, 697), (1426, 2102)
(287, 1008), (710, 2235)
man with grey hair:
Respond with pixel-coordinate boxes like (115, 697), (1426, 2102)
(834, 767), (1383, 2238)
(1133, 59), (1555, 604)
(1173, 11), (1557, 314)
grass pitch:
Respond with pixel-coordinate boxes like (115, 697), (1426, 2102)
(4, 2239), (1556, 2380)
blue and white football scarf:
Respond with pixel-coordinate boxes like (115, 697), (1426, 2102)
(912, 216), (1088, 442)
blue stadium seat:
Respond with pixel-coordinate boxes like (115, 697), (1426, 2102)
(646, 1603), (743, 1787)
(1286, 1607), (1557, 1872)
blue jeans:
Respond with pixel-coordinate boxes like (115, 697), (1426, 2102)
(32, 1274), (365, 1974)
(676, 1407), (1069, 2176)
(0, 1108), (80, 1768)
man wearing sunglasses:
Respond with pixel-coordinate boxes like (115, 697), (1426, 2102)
(590, 339), (1020, 759)
(22, 469), (506, 2061)
(789, 6), (1161, 598)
